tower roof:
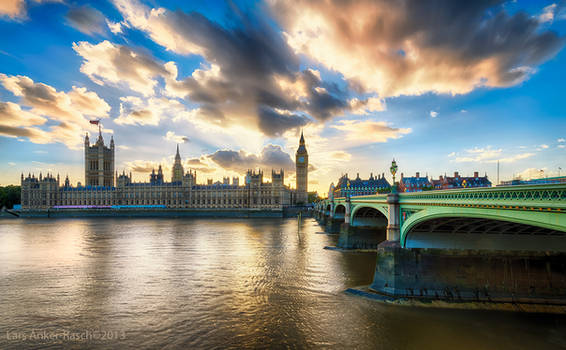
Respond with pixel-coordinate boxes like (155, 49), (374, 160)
(175, 144), (181, 160)
(297, 130), (307, 154)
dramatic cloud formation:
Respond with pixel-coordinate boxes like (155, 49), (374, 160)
(0, 74), (110, 147)
(331, 120), (412, 143)
(271, 0), (565, 97)
(66, 6), (106, 35)
(208, 144), (295, 174)
(107, 0), (380, 136)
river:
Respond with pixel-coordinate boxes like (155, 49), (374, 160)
(0, 217), (565, 349)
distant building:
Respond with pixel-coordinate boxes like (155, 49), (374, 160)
(431, 171), (491, 189)
(499, 176), (566, 186)
(21, 133), (308, 209)
(333, 173), (391, 197)
(399, 172), (432, 192)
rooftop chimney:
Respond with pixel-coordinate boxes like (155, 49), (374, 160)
(474, 171), (479, 178)
(416, 172), (420, 178)
(454, 171), (459, 178)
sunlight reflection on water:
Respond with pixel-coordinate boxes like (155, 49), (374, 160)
(0, 217), (565, 349)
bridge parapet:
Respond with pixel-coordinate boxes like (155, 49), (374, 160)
(398, 184), (566, 210)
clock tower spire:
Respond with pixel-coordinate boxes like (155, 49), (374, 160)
(295, 130), (308, 204)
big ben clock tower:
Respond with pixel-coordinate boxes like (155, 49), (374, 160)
(295, 131), (308, 204)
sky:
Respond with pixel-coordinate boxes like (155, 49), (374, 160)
(0, 0), (565, 196)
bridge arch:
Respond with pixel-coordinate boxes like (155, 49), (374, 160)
(333, 204), (346, 220)
(401, 207), (566, 251)
(350, 205), (388, 228)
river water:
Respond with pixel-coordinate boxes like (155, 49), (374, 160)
(0, 217), (565, 349)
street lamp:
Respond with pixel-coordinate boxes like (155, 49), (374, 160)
(390, 159), (398, 193)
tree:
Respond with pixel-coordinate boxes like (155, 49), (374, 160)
(0, 186), (21, 209)
(307, 191), (320, 204)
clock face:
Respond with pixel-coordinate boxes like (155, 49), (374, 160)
(298, 156), (304, 163)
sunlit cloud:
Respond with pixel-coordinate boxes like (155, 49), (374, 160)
(164, 131), (189, 144)
(0, 0), (61, 20)
(0, 73), (110, 148)
(73, 40), (169, 96)
(271, 0), (564, 98)
(331, 120), (411, 143)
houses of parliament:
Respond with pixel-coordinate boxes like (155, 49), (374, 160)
(20, 131), (309, 210)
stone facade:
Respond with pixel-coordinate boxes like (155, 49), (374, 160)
(84, 131), (114, 187)
(21, 133), (308, 209)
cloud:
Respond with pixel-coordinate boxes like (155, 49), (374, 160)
(0, 101), (46, 126)
(114, 96), (190, 126)
(271, 0), (565, 98)
(66, 5), (106, 35)
(208, 144), (295, 174)
(106, 19), (122, 34)
(539, 3), (557, 24)
(0, 124), (50, 142)
(0, 0), (60, 20)
(539, 144), (549, 149)
(257, 107), (309, 137)
(164, 131), (189, 143)
(331, 120), (411, 143)
(516, 167), (547, 180)
(0, 0), (25, 18)
(330, 151), (351, 161)
(558, 138), (565, 143)
(430, 111), (438, 118)
(449, 146), (534, 163)
(124, 159), (160, 173)
(73, 40), (169, 96)
(0, 74), (110, 148)
(349, 97), (385, 115)
(110, 0), (363, 136)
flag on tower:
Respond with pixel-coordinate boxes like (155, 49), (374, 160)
(89, 120), (100, 125)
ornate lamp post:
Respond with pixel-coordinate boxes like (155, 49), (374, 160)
(390, 159), (398, 193)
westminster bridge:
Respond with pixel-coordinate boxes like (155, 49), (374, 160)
(314, 184), (566, 306)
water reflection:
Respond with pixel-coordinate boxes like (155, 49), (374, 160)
(0, 218), (565, 349)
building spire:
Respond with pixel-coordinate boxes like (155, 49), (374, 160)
(299, 129), (305, 145)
